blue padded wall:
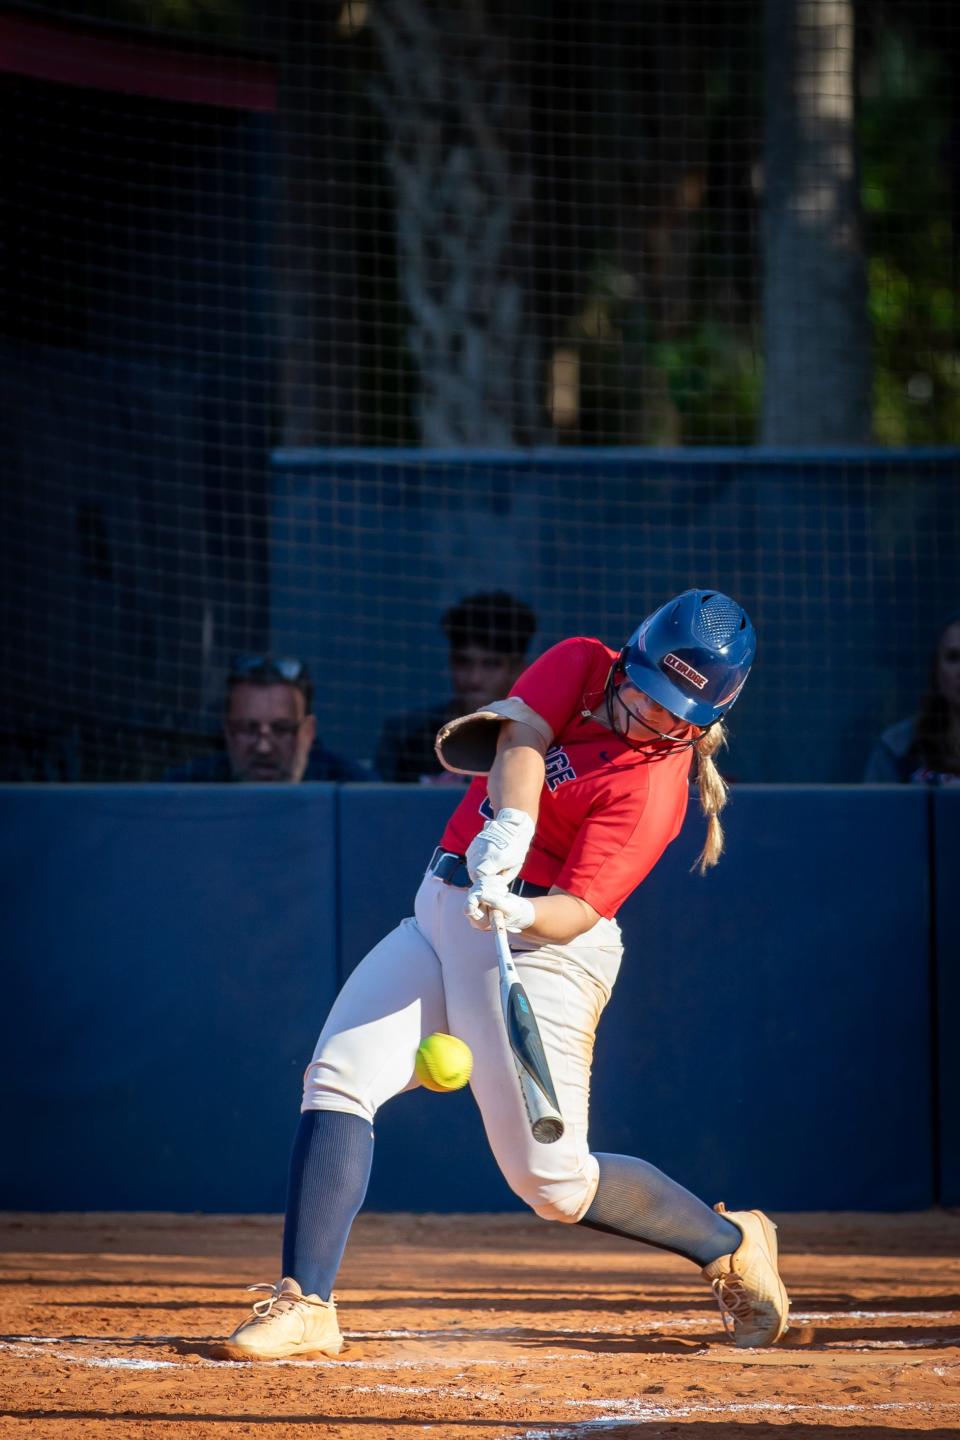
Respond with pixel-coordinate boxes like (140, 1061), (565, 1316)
(934, 791), (960, 1204)
(0, 784), (938, 1213)
(0, 786), (338, 1211)
(336, 785), (934, 1213)
(337, 784), (463, 985)
(592, 787), (933, 1210)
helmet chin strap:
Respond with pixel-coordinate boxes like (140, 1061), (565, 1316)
(604, 666), (700, 752)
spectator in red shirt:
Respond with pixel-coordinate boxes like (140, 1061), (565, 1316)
(216, 591), (789, 1364)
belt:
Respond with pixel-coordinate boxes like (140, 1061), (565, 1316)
(428, 847), (550, 898)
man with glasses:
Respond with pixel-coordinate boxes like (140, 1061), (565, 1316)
(165, 655), (365, 784)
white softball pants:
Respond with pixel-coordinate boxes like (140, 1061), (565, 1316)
(302, 873), (623, 1223)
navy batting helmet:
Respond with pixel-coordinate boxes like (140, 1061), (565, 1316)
(619, 590), (756, 727)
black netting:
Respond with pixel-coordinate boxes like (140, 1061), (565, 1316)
(2, 1), (958, 783)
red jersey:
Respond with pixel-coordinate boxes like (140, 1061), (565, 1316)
(440, 637), (693, 919)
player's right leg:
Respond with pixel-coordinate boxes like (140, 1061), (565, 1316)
(429, 882), (787, 1347)
(213, 898), (447, 1361)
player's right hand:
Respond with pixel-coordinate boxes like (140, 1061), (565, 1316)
(465, 878), (536, 933)
(465, 807), (535, 884)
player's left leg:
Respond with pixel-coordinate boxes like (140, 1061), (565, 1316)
(580, 1159), (789, 1346)
(426, 878), (615, 1223)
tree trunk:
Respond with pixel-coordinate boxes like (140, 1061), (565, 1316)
(621, 16), (709, 443)
(761, 0), (872, 444)
(369, 0), (544, 447)
(268, 1), (361, 447)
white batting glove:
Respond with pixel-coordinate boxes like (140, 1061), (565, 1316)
(465, 808), (535, 885)
(464, 878), (536, 934)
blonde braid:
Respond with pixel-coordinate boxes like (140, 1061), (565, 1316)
(692, 722), (729, 874)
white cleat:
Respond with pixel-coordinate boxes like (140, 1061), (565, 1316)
(212, 1277), (343, 1361)
(701, 1204), (790, 1347)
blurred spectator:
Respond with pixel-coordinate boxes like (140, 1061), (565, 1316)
(863, 609), (960, 785)
(375, 592), (538, 784)
(165, 655), (366, 783)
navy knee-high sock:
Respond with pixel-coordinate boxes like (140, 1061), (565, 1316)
(281, 1110), (374, 1300)
(580, 1153), (741, 1266)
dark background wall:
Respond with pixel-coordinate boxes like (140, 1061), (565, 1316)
(2, 784), (953, 1214)
(269, 450), (960, 784)
(0, 67), (275, 779)
(2, 34), (958, 788)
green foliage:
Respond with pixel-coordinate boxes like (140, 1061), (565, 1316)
(573, 16), (957, 447)
(572, 257), (761, 446)
(861, 26), (960, 444)
(651, 325), (762, 446)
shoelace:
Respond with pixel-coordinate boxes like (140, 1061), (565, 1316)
(245, 1282), (332, 1317)
(247, 1283), (291, 1318)
(710, 1274), (757, 1336)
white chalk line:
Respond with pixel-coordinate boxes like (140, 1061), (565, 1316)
(346, 1384), (502, 1400)
(2, 1304), (958, 1374)
(571, 1398), (960, 1415)
(0, 1339), (555, 1373)
(344, 1310), (960, 1335)
(0, 1345), (178, 1372)
(6, 1306), (960, 1347)
(5, 1308), (956, 1345)
(516, 1396), (960, 1439)
(792, 1309), (960, 1321)
(5, 1336), (960, 1424)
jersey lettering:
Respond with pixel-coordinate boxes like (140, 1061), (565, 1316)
(545, 746), (577, 792)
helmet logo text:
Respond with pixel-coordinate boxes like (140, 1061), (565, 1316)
(663, 652), (708, 690)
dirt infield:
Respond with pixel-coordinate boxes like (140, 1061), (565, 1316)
(0, 1210), (958, 1438)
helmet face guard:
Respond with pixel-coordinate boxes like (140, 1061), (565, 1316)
(619, 590), (756, 728)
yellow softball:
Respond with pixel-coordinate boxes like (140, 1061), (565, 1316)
(414, 1032), (473, 1092)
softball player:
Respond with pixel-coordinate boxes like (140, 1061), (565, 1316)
(217, 589), (789, 1361)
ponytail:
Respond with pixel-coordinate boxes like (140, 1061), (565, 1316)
(692, 722), (729, 874)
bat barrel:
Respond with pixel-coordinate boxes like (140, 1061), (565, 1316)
(492, 905), (566, 1145)
(531, 1114), (564, 1145)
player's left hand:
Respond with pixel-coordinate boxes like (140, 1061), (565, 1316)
(465, 878), (536, 934)
(466, 808), (535, 885)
